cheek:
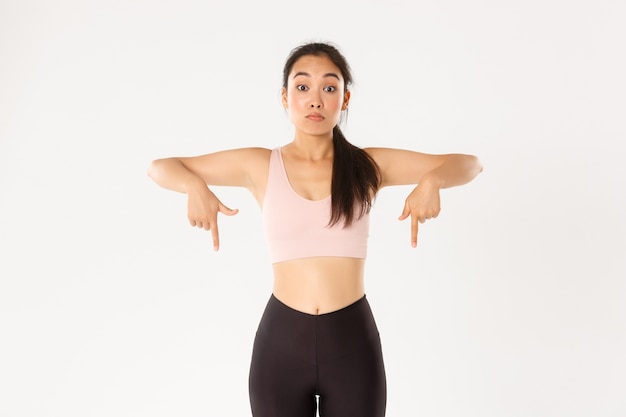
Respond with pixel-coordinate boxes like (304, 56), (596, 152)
(286, 94), (303, 109)
(327, 97), (343, 112)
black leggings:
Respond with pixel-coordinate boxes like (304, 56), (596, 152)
(248, 294), (387, 417)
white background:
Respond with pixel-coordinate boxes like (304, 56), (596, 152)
(1, 0), (625, 416)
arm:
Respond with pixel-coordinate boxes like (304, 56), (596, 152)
(365, 147), (483, 247)
(148, 147), (271, 191)
(365, 147), (482, 188)
(147, 147), (270, 250)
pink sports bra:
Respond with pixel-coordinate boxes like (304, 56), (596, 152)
(262, 147), (369, 264)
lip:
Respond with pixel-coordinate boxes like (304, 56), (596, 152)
(306, 113), (324, 121)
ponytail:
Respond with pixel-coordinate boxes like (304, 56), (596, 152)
(329, 126), (381, 227)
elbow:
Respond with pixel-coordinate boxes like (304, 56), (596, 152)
(455, 154), (482, 181)
(469, 155), (483, 180)
(474, 156), (483, 175)
(146, 159), (158, 180)
(471, 155), (483, 174)
(451, 154), (483, 174)
(147, 158), (167, 181)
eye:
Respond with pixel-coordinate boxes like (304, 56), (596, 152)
(296, 84), (308, 91)
(324, 86), (336, 93)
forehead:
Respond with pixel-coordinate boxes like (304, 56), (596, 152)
(289, 54), (343, 81)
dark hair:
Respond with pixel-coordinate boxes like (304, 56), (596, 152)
(282, 41), (381, 227)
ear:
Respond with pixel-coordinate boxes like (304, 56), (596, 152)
(281, 87), (288, 109)
(342, 90), (351, 110)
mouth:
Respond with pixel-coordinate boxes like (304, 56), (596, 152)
(306, 113), (324, 121)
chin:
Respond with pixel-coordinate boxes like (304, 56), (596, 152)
(306, 129), (334, 138)
(304, 122), (338, 135)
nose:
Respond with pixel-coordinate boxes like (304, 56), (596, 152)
(309, 92), (322, 109)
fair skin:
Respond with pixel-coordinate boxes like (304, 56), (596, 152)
(148, 54), (482, 314)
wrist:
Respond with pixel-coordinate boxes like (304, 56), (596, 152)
(183, 176), (209, 194)
(419, 172), (444, 189)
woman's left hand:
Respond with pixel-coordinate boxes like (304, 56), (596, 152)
(398, 177), (441, 248)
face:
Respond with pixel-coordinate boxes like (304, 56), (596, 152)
(282, 54), (350, 137)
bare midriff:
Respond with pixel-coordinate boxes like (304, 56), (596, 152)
(272, 257), (365, 315)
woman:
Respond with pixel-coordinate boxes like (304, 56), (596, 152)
(148, 41), (482, 417)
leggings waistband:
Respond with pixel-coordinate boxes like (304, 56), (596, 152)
(254, 294), (380, 364)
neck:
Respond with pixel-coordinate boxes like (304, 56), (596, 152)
(289, 132), (334, 160)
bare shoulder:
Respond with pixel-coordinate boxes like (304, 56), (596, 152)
(209, 146), (271, 167)
(231, 146), (272, 176)
(235, 146), (272, 180)
(186, 146), (271, 161)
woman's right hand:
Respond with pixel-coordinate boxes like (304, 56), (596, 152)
(187, 185), (239, 251)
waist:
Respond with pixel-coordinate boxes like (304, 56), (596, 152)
(272, 257), (365, 315)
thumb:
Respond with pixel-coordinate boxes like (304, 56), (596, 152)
(398, 202), (410, 221)
(219, 203), (239, 216)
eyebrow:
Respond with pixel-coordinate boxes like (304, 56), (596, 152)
(292, 71), (341, 81)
